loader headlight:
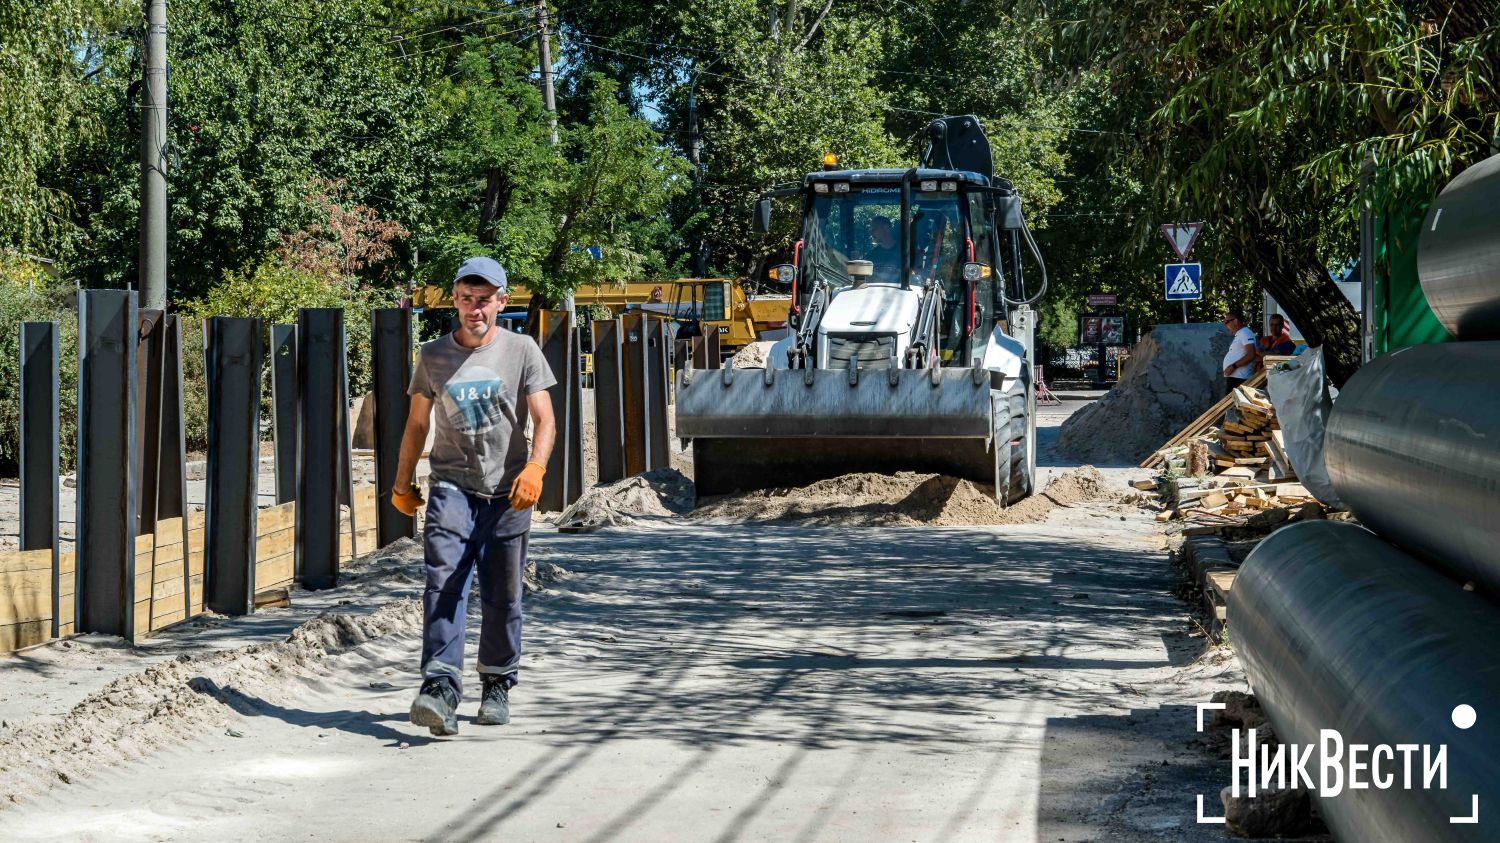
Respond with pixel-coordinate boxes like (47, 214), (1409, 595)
(962, 262), (992, 282)
(940, 180), (958, 192)
(919, 179), (938, 192)
(814, 182), (830, 194)
(832, 182), (851, 193)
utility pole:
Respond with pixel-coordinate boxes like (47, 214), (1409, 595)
(535, 1), (571, 314)
(139, 0), (169, 310)
(536, 1), (558, 146)
(687, 62), (718, 278)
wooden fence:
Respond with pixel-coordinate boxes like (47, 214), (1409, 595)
(1, 484), (378, 653)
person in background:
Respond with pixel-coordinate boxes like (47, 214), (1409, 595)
(1259, 314), (1297, 356)
(1221, 310), (1258, 393)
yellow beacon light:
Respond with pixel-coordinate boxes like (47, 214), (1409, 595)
(822, 152), (839, 170)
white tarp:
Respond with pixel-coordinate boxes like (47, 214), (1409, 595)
(1266, 347), (1343, 507)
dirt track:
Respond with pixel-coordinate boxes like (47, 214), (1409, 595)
(0, 399), (1248, 841)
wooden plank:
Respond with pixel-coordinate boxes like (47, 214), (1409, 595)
(0, 549), (53, 575)
(153, 517), (185, 546)
(1143, 369), (1268, 468)
(152, 541), (185, 567)
(187, 510), (207, 531)
(57, 622), (74, 637)
(0, 619), (51, 652)
(256, 553), (295, 590)
(1206, 570), (1236, 601)
(256, 526), (296, 561)
(135, 533), (156, 556)
(59, 550), (75, 574)
(57, 598), (74, 627)
(134, 596), (150, 633)
(149, 607), (186, 629)
(256, 501), (297, 535)
(0, 568), (52, 626)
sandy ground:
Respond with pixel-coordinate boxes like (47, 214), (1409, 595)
(0, 398), (1250, 841)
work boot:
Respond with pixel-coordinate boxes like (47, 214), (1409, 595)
(476, 675), (510, 726)
(409, 677), (459, 736)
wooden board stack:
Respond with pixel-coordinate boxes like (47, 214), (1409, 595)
(1148, 383), (1326, 521)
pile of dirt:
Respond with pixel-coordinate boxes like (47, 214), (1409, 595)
(554, 468), (695, 529)
(1041, 465), (1115, 507)
(691, 466), (1117, 527)
(1056, 324), (1232, 465)
(729, 341), (776, 369)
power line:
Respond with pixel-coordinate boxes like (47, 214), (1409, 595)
(567, 29), (1129, 135)
(398, 21), (537, 59)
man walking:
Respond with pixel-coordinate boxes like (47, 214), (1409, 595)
(1221, 309), (1258, 394)
(390, 256), (556, 736)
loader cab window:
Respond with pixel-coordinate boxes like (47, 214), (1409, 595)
(967, 191), (998, 358)
(803, 189), (904, 297)
(908, 192), (967, 361)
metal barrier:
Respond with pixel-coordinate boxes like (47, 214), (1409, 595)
(371, 308), (415, 544)
(592, 319), (626, 484)
(204, 317), (263, 614)
(270, 323), (298, 505)
(19, 322), (59, 637)
(536, 311), (585, 511)
(76, 290), (139, 638)
(297, 308), (347, 590)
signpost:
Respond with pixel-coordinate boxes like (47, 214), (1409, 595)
(1165, 262), (1203, 323)
(1087, 293), (1117, 307)
(1161, 222), (1205, 323)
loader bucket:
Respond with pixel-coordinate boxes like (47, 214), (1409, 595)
(676, 366), (1001, 498)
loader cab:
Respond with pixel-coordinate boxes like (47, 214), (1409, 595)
(790, 169), (1002, 365)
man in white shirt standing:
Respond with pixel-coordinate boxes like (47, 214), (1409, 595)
(1221, 310), (1258, 394)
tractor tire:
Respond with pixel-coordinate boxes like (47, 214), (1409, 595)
(996, 369), (1035, 505)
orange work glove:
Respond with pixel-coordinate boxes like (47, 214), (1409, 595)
(509, 461), (546, 511)
(391, 485), (424, 517)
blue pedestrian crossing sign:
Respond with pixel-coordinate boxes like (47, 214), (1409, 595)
(1164, 263), (1203, 301)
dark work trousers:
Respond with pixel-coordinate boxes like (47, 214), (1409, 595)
(421, 483), (532, 698)
(1225, 376), (1247, 396)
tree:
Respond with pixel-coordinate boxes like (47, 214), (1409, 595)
(64, 0), (431, 297)
(1065, 0), (1498, 384)
(0, 0), (128, 256)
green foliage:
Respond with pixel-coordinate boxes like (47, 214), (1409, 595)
(65, 0), (431, 297)
(0, 270), (80, 474)
(0, 0), (129, 254)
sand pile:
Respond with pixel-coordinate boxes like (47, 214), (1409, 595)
(554, 468), (695, 529)
(729, 341), (776, 369)
(692, 466), (1117, 526)
(1041, 466), (1115, 507)
(1056, 324), (1232, 464)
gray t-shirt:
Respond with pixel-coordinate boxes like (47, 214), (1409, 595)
(408, 329), (556, 496)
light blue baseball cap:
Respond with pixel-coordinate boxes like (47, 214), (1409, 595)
(452, 256), (508, 292)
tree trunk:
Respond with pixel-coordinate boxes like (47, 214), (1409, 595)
(477, 168), (512, 246)
(1234, 222), (1362, 386)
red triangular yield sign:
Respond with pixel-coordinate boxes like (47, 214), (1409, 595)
(1161, 222), (1204, 260)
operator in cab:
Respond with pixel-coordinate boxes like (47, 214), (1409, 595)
(865, 216), (900, 283)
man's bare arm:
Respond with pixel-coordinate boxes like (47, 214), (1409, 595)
(525, 389), (556, 469)
(393, 393), (433, 492)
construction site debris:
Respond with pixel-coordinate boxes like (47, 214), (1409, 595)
(692, 466), (1117, 526)
(554, 469), (695, 529)
(728, 340), (775, 369)
(1138, 381), (1341, 529)
(1057, 324), (1232, 464)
